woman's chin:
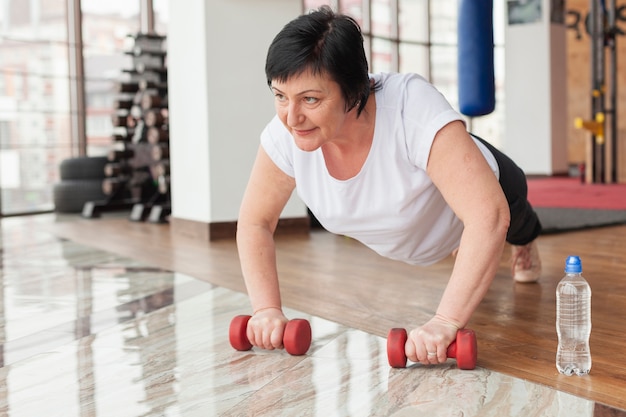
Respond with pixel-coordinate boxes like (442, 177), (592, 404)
(294, 139), (320, 153)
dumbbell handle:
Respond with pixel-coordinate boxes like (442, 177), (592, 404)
(229, 315), (312, 356)
(387, 327), (477, 370)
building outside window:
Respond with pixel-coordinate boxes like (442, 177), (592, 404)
(0, 0), (167, 215)
(0, 0), (71, 214)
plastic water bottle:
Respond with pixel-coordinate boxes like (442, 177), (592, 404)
(556, 255), (592, 376)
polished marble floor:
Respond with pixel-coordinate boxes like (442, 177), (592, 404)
(0, 215), (620, 416)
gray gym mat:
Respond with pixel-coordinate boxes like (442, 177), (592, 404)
(535, 207), (626, 234)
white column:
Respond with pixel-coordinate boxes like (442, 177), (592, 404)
(167, 0), (306, 237)
(502, 0), (568, 175)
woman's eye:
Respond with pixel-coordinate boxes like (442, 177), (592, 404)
(274, 93), (286, 102)
(304, 97), (318, 104)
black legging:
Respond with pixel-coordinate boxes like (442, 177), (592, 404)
(472, 134), (542, 246)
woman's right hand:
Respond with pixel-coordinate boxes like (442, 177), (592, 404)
(246, 307), (289, 350)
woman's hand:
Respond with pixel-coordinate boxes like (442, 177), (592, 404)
(246, 307), (289, 350)
(405, 314), (460, 365)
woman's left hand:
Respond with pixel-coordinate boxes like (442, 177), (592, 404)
(405, 315), (460, 365)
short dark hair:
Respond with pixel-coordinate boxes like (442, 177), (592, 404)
(265, 6), (371, 116)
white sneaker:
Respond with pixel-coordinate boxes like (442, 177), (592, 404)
(511, 240), (541, 283)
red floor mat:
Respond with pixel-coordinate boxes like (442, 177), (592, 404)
(527, 177), (626, 210)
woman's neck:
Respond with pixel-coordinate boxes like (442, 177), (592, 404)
(321, 93), (376, 180)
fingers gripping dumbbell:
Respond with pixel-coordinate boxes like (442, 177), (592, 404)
(386, 327), (477, 370)
(229, 315), (312, 356)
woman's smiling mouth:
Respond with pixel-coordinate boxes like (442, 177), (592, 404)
(293, 128), (316, 136)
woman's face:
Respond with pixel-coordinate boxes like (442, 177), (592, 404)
(271, 70), (350, 152)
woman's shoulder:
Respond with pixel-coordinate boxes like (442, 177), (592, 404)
(372, 72), (431, 92)
(373, 72), (446, 108)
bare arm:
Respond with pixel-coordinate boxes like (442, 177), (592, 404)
(236, 145), (296, 349)
(406, 120), (510, 364)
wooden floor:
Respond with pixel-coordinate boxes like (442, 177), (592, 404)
(45, 213), (626, 412)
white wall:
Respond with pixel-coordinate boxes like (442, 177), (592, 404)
(167, 0), (306, 224)
(502, 0), (568, 175)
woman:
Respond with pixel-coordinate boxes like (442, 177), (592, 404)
(237, 6), (542, 366)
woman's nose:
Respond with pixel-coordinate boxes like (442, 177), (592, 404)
(286, 102), (303, 127)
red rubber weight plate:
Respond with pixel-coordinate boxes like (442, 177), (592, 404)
(454, 329), (477, 370)
(229, 315), (253, 351)
(387, 328), (408, 368)
(283, 319), (312, 355)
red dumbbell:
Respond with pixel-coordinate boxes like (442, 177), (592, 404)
(229, 315), (312, 356)
(387, 327), (477, 370)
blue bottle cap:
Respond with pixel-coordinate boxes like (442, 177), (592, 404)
(565, 255), (582, 273)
